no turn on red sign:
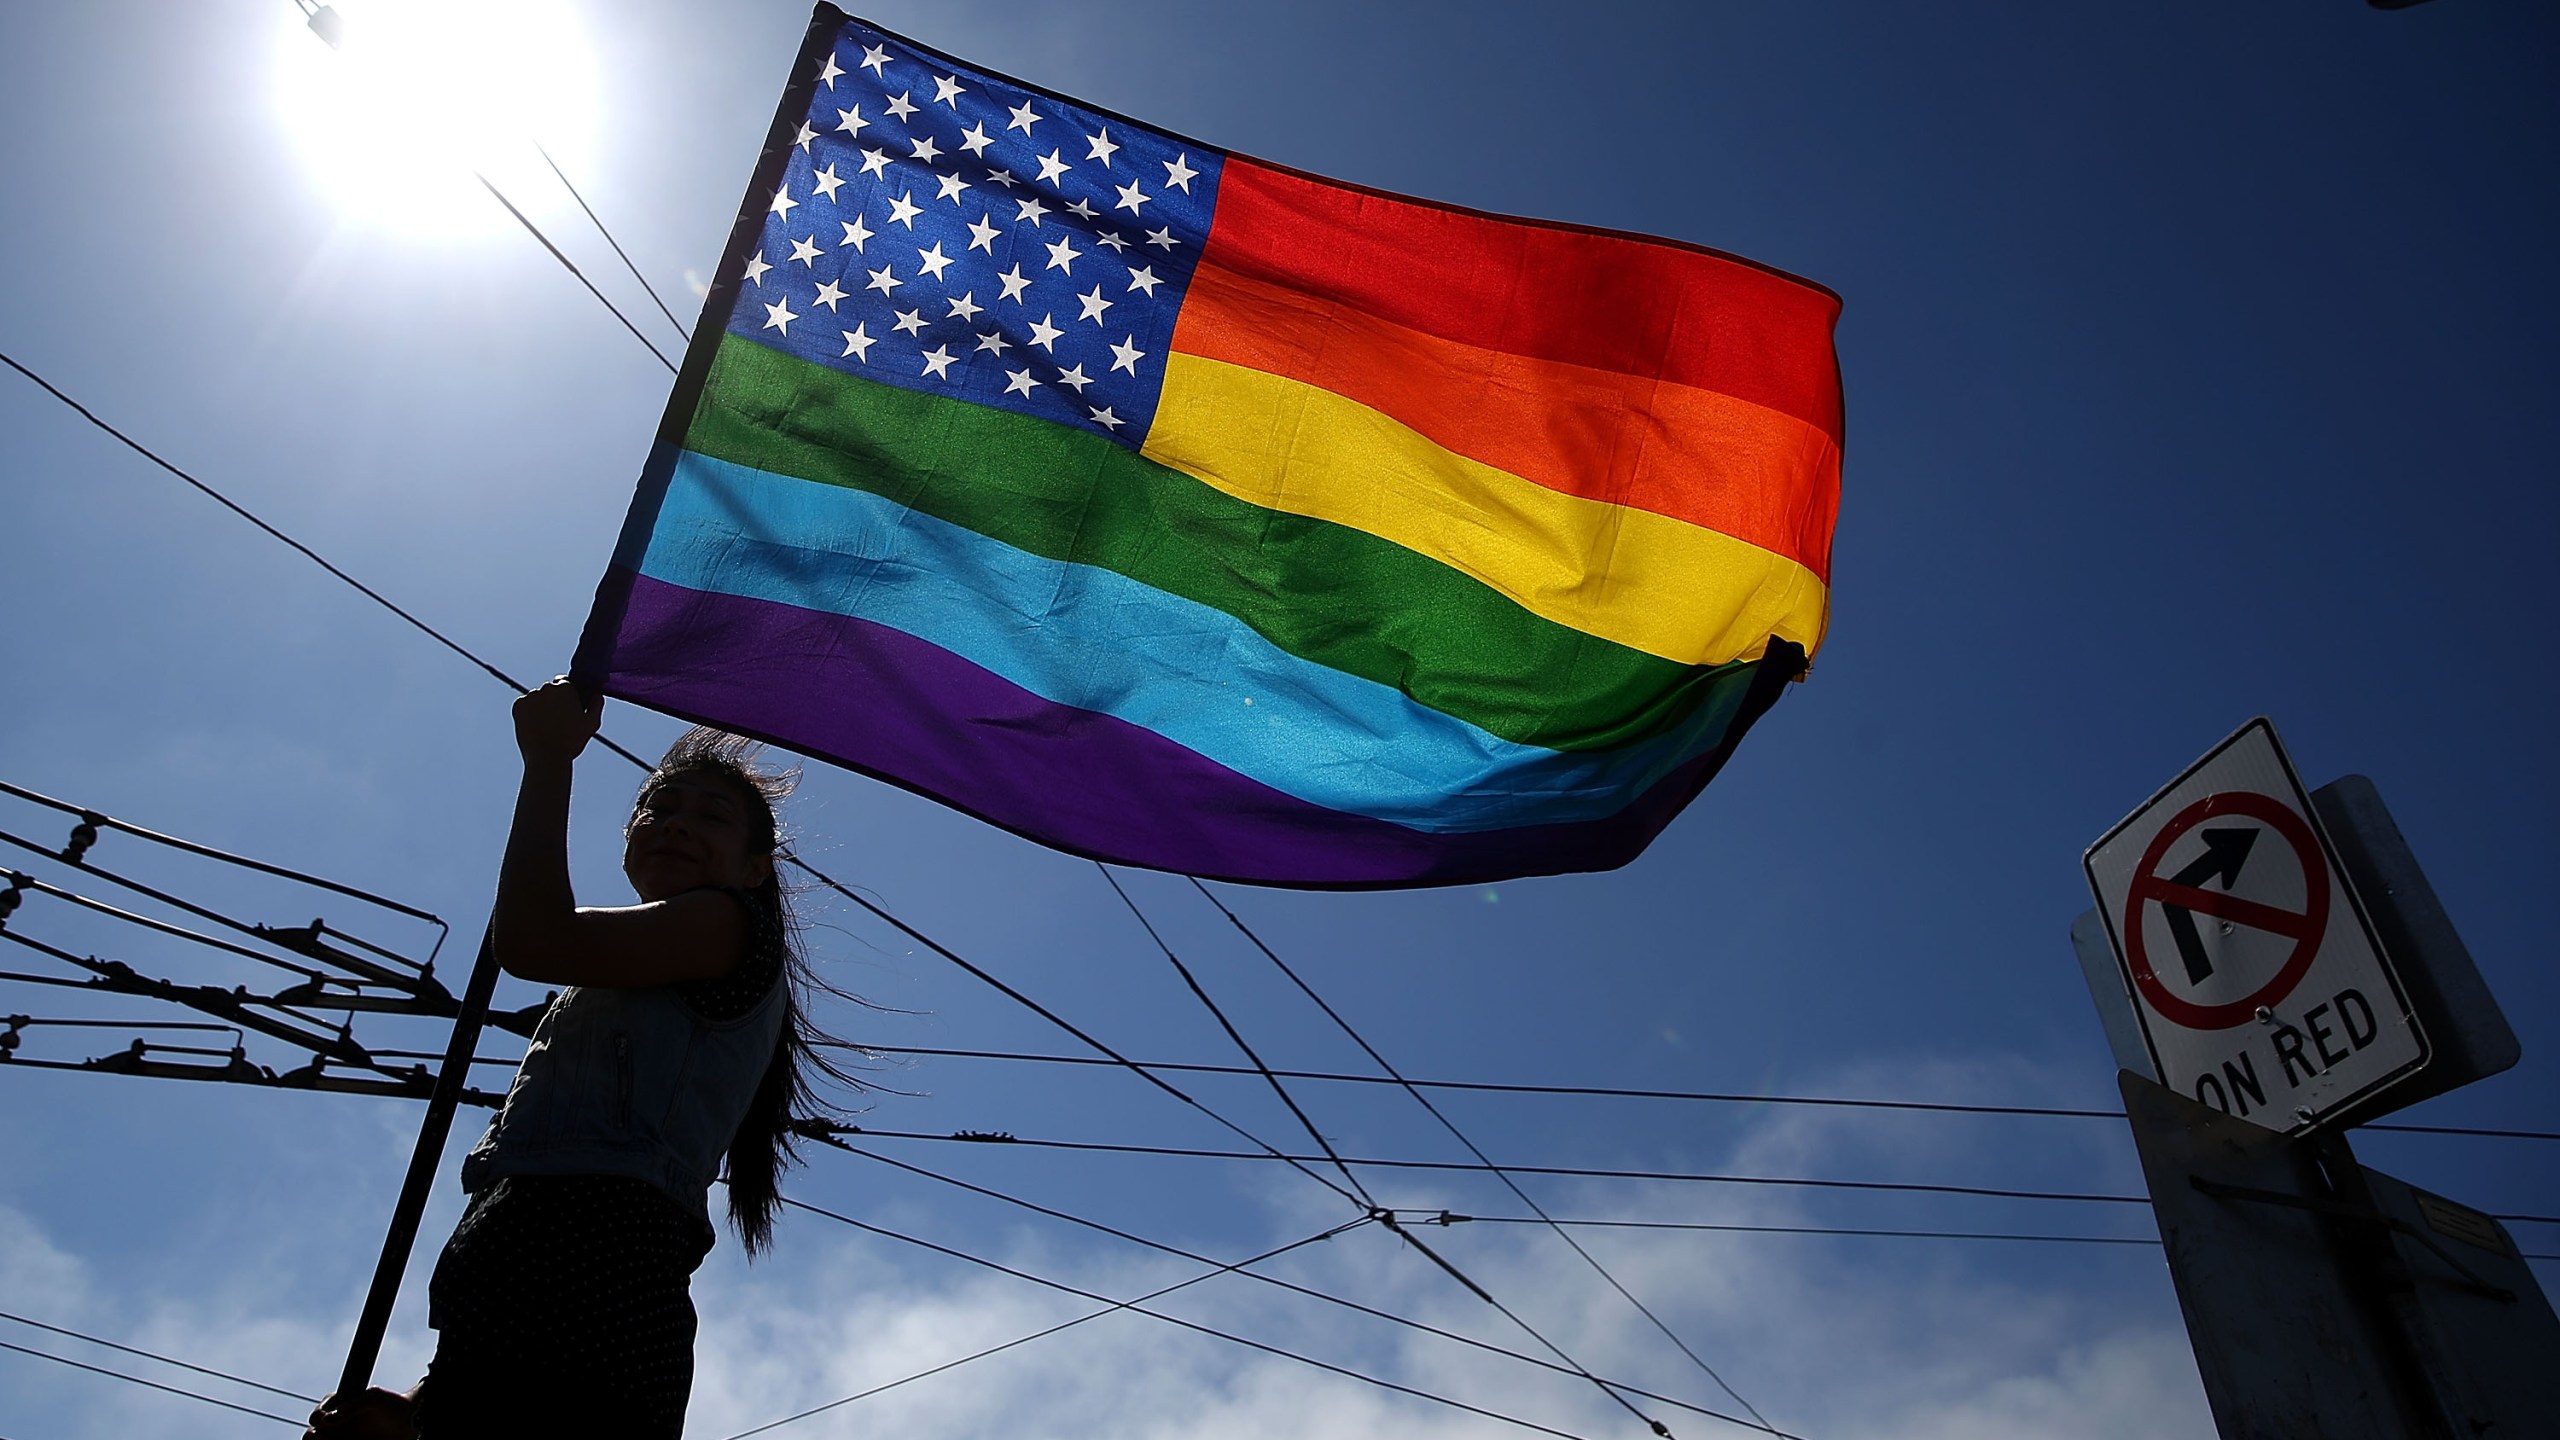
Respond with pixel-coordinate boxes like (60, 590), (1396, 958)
(2085, 719), (2428, 1133)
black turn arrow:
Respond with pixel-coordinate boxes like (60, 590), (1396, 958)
(2162, 828), (2260, 985)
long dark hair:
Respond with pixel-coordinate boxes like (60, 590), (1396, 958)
(637, 728), (871, 1256)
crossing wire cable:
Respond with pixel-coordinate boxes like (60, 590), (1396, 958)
(818, 1134), (1779, 1435)
(1096, 863), (1374, 1207)
(1094, 866), (1692, 1437)
(0, 1338), (302, 1426)
(725, 1215), (1374, 1439)
(0, 1308), (315, 1404)
(777, 1197), (1775, 1440)
(1188, 876), (1773, 1432)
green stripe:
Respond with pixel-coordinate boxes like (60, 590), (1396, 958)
(685, 334), (1732, 752)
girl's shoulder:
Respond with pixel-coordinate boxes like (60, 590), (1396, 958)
(671, 886), (785, 1022)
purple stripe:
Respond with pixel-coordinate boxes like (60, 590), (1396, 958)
(597, 574), (1783, 888)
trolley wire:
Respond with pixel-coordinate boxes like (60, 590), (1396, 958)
(857, 1044), (2558, 1143)
(777, 1197), (1718, 1440)
(1190, 877), (1774, 1431)
(820, 1124), (2157, 1206)
(532, 140), (694, 347)
(0, 1338), (301, 1427)
(724, 1217), (1373, 1439)
(1100, 860), (1699, 1434)
(818, 1135), (1778, 1434)
(0, 1308), (314, 1405)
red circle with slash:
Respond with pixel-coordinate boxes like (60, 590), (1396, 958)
(2122, 791), (2329, 1031)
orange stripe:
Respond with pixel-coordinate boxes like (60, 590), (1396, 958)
(1171, 260), (1841, 583)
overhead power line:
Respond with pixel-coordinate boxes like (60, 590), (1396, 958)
(532, 140), (695, 346)
(0, 1307), (315, 1405)
(859, 1044), (2557, 1144)
(818, 1135), (1767, 1433)
(0, 1337), (303, 1426)
(725, 1216), (1372, 1439)
(780, 1196), (1791, 1440)
(813, 1122), (2155, 1207)
(1189, 876), (1775, 1431)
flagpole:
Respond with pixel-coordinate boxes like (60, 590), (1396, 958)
(335, 920), (501, 1398)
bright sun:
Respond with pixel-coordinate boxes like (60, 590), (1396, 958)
(272, 0), (599, 237)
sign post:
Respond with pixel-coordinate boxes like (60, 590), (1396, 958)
(2077, 718), (2552, 1439)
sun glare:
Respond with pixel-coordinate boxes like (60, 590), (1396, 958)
(273, 0), (599, 237)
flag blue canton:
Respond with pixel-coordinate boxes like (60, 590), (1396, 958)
(723, 19), (1225, 445)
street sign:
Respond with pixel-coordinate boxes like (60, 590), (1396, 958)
(2085, 719), (2428, 1132)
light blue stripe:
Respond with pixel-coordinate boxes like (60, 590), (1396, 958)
(634, 449), (1756, 833)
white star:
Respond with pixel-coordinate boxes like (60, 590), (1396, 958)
(945, 291), (983, 321)
(920, 344), (957, 379)
(1088, 404), (1124, 431)
(839, 215), (874, 251)
(1084, 126), (1120, 168)
(1035, 149), (1071, 186)
(996, 264), (1032, 302)
(1076, 284), (1114, 324)
(817, 53), (843, 88)
(864, 264), (903, 296)
(908, 135), (941, 164)
(931, 74), (967, 107)
(892, 307), (928, 335)
(812, 278), (849, 311)
(1109, 335), (1146, 374)
(1113, 180), (1151, 216)
(1125, 264), (1162, 296)
(966, 214), (1002, 253)
(1027, 313), (1062, 351)
(1007, 100), (1041, 135)
(741, 253), (771, 286)
(841, 324), (876, 362)
(769, 184), (799, 219)
(1014, 196), (1050, 228)
(794, 120), (817, 151)
(835, 105), (869, 137)
(763, 298), (797, 334)
(1056, 361), (1092, 392)
(1162, 152), (1198, 193)
(858, 148), (893, 178)
(1144, 226), (1179, 250)
(915, 241), (955, 281)
(789, 235), (822, 266)
(975, 329), (1011, 356)
(884, 91), (918, 121)
(935, 170), (972, 205)
(811, 164), (846, 201)
(886, 191), (922, 228)
(1044, 235), (1082, 273)
(957, 121), (995, 157)
(859, 43), (891, 75)
(1094, 230), (1130, 254)
(983, 166), (1019, 190)
(1003, 366), (1037, 396)
(1064, 197), (1099, 221)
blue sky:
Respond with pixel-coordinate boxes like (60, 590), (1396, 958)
(2, 1), (2553, 1436)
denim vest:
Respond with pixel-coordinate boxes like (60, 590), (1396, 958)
(462, 966), (786, 1223)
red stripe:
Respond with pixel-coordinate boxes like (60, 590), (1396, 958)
(1200, 157), (1844, 445)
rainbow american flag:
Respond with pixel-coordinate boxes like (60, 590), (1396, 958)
(575, 6), (1842, 888)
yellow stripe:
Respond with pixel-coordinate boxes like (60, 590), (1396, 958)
(1141, 353), (1831, 665)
